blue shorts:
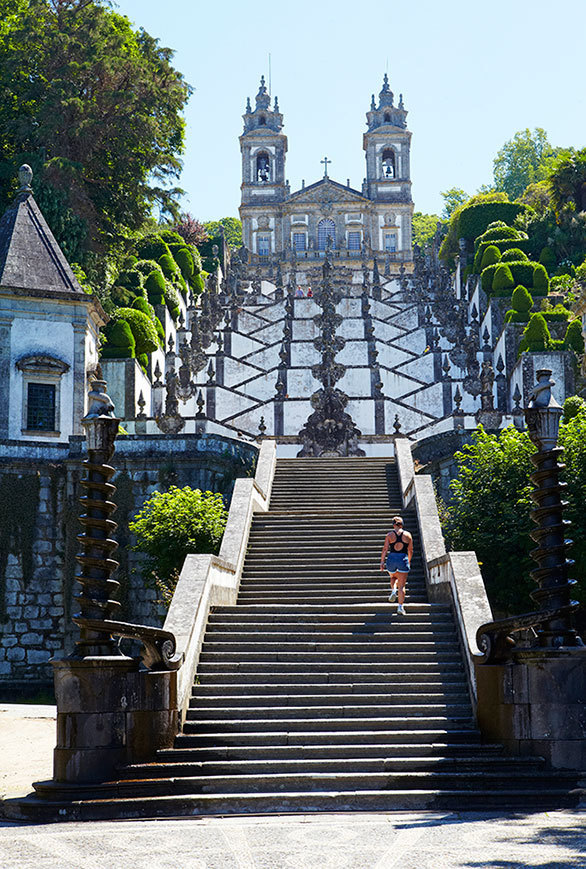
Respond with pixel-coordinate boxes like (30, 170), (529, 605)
(385, 553), (410, 574)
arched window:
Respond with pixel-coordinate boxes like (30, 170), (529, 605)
(382, 148), (396, 179)
(384, 113), (391, 123)
(256, 151), (270, 182)
(317, 218), (336, 251)
(259, 115), (266, 126)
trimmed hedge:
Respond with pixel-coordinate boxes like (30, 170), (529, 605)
(539, 246), (556, 270)
(112, 308), (160, 357)
(110, 285), (135, 308)
(511, 285), (533, 313)
(134, 259), (161, 278)
(505, 310), (531, 324)
(542, 303), (572, 323)
(493, 263), (515, 292)
(458, 202), (527, 240)
(533, 263), (550, 293)
(101, 319), (135, 358)
(518, 313), (551, 354)
(136, 235), (171, 262)
(476, 222), (520, 243)
(510, 262), (535, 287)
(474, 237), (529, 271)
(131, 295), (164, 345)
(116, 269), (143, 294)
(174, 247), (195, 281)
(565, 319), (585, 353)
(191, 272), (205, 295)
(480, 245), (501, 270)
(163, 281), (181, 321)
(158, 253), (178, 278)
(501, 248), (529, 263)
(158, 230), (185, 246)
(145, 270), (166, 305)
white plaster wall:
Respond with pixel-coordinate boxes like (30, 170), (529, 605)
(231, 333), (266, 359)
(388, 308), (419, 330)
(384, 403), (432, 433)
(338, 299), (362, 318)
(250, 322), (283, 344)
(293, 320), (318, 341)
(338, 320), (364, 340)
(236, 373), (279, 401)
(215, 386), (257, 420)
(373, 322), (409, 343)
(337, 368), (371, 396)
(380, 370), (424, 400)
(392, 331), (427, 354)
(284, 400), (313, 431)
(346, 399), (374, 432)
(393, 354), (435, 381)
(223, 358), (263, 388)
(287, 368), (320, 398)
(290, 343), (320, 366)
(337, 342), (368, 366)
(245, 346), (281, 369)
(376, 345), (417, 370)
(9, 317), (74, 441)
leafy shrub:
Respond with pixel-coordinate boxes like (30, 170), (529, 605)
(145, 269), (166, 305)
(518, 313), (551, 353)
(501, 248), (529, 263)
(134, 259), (161, 278)
(539, 246), (556, 270)
(116, 269), (143, 294)
(476, 222), (520, 242)
(112, 308), (159, 356)
(158, 229), (185, 246)
(110, 285), (135, 308)
(511, 285), (533, 313)
(542, 303), (572, 322)
(509, 262), (535, 287)
(575, 258), (586, 282)
(191, 272), (205, 295)
(132, 296), (154, 317)
(550, 274), (575, 294)
(158, 253), (178, 278)
(504, 310), (531, 324)
(480, 245), (501, 269)
(101, 319), (135, 358)
(163, 281), (181, 320)
(136, 235), (171, 262)
(129, 486), (228, 587)
(564, 319), (585, 353)
(563, 395), (586, 423)
(137, 352), (149, 372)
(493, 263), (515, 292)
(174, 247), (195, 281)
(458, 202), (527, 240)
(533, 263), (550, 293)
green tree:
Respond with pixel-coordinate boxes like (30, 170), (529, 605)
(444, 420), (586, 614)
(493, 128), (558, 201)
(441, 188), (468, 220)
(203, 217), (242, 248)
(129, 486), (228, 586)
(0, 0), (191, 269)
(412, 212), (441, 248)
(548, 148), (586, 214)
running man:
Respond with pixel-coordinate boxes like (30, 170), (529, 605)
(380, 515), (413, 615)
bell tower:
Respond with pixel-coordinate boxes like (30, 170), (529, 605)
(363, 74), (413, 258)
(239, 76), (289, 255)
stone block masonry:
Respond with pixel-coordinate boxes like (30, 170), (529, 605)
(0, 432), (258, 692)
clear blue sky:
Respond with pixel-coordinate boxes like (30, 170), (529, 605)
(114, 0), (586, 221)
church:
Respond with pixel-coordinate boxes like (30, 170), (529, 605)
(239, 75), (414, 272)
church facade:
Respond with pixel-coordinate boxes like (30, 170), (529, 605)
(238, 75), (414, 270)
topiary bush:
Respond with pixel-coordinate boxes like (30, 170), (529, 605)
(563, 395), (586, 423)
(101, 319), (136, 358)
(158, 253), (178, 279)
(518, 313), (552, 354)
(509, 262), (535, 287)
(533, 263), (550, 294)
(158, 229), (185, 246)
(505, 310), (531, 324)
(539, 246), (556, 271)
(191, 272), (205, 295)
(129, 486), (228, 588)
(135, 235), (171, 262)
(145, 270), (166, 305)
(477, 222), (520, 242)
(110, 285), (135, 308)
(116, 269), (144, 295)
(480, 245), (501, 270)
(137, 352), (149, 372)
(492, 263), (515, 293)
(501, 248), (529, 263)
(112, 308), (159, 357)
(564, 319), (585, 353)
(163, 280), (181, 320)
(134, 259), (161, 279)
(458, 202), (527, 240)
(511, 285), (534, 313)
(174, 247), (195, 281)
(542, 303), (572, 323)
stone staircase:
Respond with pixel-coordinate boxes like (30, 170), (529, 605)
(28, 457), (581, 818)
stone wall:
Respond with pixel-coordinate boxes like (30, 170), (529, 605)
(0, 432), (258, 694)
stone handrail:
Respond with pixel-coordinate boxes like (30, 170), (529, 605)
(395, 437), (492, 708)
(163, 439), (276, 720)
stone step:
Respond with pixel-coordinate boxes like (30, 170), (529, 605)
(206, 613), (455, 625)
(175, 728), (483, 748)
(190, 691), (469, 707)
(182, 716), (475, 734)
(192, 681), (469, 696)
(122, 755), (545, 780)
(205, 621), (456, 633)
(236, 596), (429, 605)
(158, 741), (504, 762)
(11, 787), (579, 823)
(213, 603), (448, 613)
(203, 630), (458, 642)
(201, 641), (456, 654)
(186, 704), (473, 721)
(195, 670), (466, 684)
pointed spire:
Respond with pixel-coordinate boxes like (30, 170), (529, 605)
(381, 72), (390, 92)
(246, 96), (251, 113)
(370, 94), (376, 110)
(398, 93), (404, 109)
(273, 95), (279, 111)
(378, 72), (394, 108)
(255, 74), (270, 109)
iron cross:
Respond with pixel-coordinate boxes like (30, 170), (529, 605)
(321, 156), (331, 178)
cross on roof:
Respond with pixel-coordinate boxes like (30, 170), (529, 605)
(321, 156), (331, 178)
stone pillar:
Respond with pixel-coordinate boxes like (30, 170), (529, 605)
(0, 315), (12, 439)
(72, 321), (87, 435)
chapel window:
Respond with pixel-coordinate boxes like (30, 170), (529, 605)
(317, 218), (336, 251)
(256, 151), (270, 182)
(257, 236), (270, 257)
(384, 113), (391, 123)
(382, 148), (396, 179)
(259, 116), (266, 126)
(384, 232), (397, 253)
(292, 232), (307, 252)
(26, 382), (56, 431)
(347, 231), (361, 251)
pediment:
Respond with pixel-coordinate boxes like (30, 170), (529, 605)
(288, 178), (368, 207)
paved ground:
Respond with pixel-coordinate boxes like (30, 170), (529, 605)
(1, 705), (585, 868)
